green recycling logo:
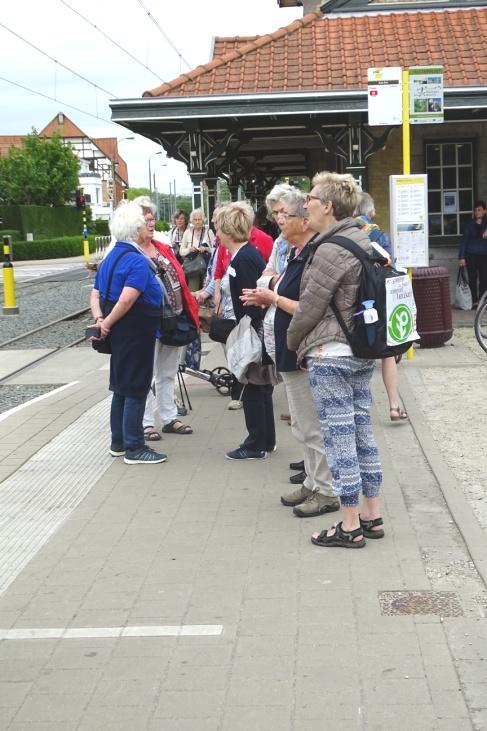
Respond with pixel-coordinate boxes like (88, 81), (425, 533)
(388, 304), (413, 343)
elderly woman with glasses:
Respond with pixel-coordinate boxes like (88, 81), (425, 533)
(90, 201), (166, 465)
(241, 188), (338, 518)
(287, 172), (384, 549)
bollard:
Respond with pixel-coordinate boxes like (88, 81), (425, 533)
(82, 208), (90, 262)
(2, 235), (19, 315)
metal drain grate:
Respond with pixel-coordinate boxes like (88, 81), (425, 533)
(379, 591), (464, 616)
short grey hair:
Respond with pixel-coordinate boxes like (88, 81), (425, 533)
(110, 201), (147, 243)
(356, 191), (376, 219)
(265, 183), (295, 216)
(279, 188), (308, 219)
(132, 195), (156, 216)
(190, 208), (206, 224)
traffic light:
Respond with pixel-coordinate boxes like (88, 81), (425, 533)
(76, 190), (86, 208)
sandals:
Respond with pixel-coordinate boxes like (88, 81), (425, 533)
(359, 515), (385, 539)
(161, 419), (193, 435)
(390, 405), (408, 421)
(144, 426), (162, 442)
(311, 521), (365, 549)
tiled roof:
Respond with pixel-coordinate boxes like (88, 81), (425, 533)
(93, 138), (128, 184)
(0, 136), (24, 157)
(212, 35), (260, 58)
(144, 8), (487, 97)
(39, 115), (87, 139)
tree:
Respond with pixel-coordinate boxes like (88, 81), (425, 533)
(126, 187), (151, 200)
(0, 131), (79, 206)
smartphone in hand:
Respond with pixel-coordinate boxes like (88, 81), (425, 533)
(85, 325), (101, 339)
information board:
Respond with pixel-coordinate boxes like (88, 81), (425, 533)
(409, 66), (444, 124)
(367, 67), (403, 126)
(389, 175), (429, 267)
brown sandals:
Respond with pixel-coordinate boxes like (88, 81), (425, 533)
(390, 405), (408, 421)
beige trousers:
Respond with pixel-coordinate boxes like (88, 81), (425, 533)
(280, 369), (333, 496)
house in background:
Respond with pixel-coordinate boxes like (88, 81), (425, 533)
(0, 113), (129, 220)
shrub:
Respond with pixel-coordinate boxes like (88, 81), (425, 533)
(155, 220), (170, 232)
(91, 219), (110, 236)
(0, 204), (83, 238)
(12, 236), (95, 261)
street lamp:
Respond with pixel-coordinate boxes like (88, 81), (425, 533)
(153, 163), (167, 219)
(148, 151), (163, 193)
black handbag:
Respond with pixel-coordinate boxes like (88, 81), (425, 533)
(91, 249), (131, 354)
(160, 310), (198, 347)
(182, 251), (208, 276)
(209, 315), (236, 344)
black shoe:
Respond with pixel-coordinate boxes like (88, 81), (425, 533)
(289, 470), (306, 484)
(289, 460), (305, 471)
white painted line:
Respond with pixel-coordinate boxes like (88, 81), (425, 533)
(0, 625), (223, 640)
(0, 381), (79, 424)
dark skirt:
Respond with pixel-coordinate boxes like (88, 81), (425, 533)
(106, 300), (160, 398)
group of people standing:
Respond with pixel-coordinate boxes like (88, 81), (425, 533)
(91, 172), (402, 549)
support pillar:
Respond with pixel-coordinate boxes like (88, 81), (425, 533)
(190, 173), (205, 211)
(205, 177), (218, 220)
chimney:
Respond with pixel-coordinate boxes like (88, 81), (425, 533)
(277, 0), (323, 13)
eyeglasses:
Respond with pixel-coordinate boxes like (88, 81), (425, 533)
(277, 212), (299, 220)
(145, 217), (156, 223)
(306, 194), (322, 204)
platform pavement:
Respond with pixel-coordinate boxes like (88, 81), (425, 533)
(0, 331), (486, 730)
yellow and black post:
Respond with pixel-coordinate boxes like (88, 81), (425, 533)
(82, 203), (89, 262)
(2, 235), (19, 315)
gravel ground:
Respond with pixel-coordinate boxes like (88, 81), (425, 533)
(1, 314), (93, 350)
(0, 384), (64, 414)
(0, 270), (93, 345)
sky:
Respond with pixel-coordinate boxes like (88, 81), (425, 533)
(1, 0), (302, 195)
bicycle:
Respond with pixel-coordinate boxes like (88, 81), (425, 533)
(474, 291), (487, 352)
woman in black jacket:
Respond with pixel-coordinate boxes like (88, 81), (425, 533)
(214, 202), (276, 460)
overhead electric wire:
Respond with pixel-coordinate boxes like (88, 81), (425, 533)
(135, 0), (192, 70)
(59, 0), (167, 84)
(0, 20), (116, 98)
(0, 75), (121, 127)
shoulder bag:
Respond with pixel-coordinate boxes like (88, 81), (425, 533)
(91, 249), (132, 354)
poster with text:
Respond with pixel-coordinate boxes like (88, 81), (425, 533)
(389, 175), (429, 267)
(368, 67), (403, 126)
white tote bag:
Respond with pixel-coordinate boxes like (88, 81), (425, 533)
(225, 315), (262, 382)
(455, 268), (472, 310)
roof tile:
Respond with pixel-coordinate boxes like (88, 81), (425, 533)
(144, 7), (487, 98)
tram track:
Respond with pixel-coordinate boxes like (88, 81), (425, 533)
(0, 308), (92, 384)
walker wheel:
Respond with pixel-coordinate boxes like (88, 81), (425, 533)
(211, 366), (233, 396)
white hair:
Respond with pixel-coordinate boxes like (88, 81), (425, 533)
(109, 200), (147, 243)
(265, 183), (295, 215)
(356, 191), (376, 219)
(132, 195), (157, 216)
(190, 208), (205, 224)
(279, 188), (308, 219)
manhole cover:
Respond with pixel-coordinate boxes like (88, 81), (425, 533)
(379, 591), (463, 616)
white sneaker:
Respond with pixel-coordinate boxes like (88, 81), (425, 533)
(227, 400), (243, 410)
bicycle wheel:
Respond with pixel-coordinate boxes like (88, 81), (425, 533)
(474, 295), (487, 353)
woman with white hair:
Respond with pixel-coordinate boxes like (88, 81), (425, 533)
(180, 208), (215, 291)
(90, 201), (166, 465)
(215, 202), (275, 460)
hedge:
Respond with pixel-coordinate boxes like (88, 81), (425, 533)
(91, 219), (110, 235)
(11, 236), (96, 261)
(0, 229), (22, 241)
(0, 204), (86, 239)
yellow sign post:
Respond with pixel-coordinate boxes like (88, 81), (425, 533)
(402, 69), (415, 360)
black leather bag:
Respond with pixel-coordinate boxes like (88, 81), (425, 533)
(182, 251), (208, 276)
(160, 310), (198, 347)
(209, 315), (236, 344)
(91, 249), (131, 355)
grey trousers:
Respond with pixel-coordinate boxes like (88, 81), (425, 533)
(280, 369), (333, 496)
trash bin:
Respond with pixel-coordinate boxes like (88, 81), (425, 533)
(412, 266), (453, 347)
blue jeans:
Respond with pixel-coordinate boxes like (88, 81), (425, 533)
(110, 392), (146, 452)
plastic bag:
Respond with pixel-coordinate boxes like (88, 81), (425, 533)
(455, 268), (472, 310)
